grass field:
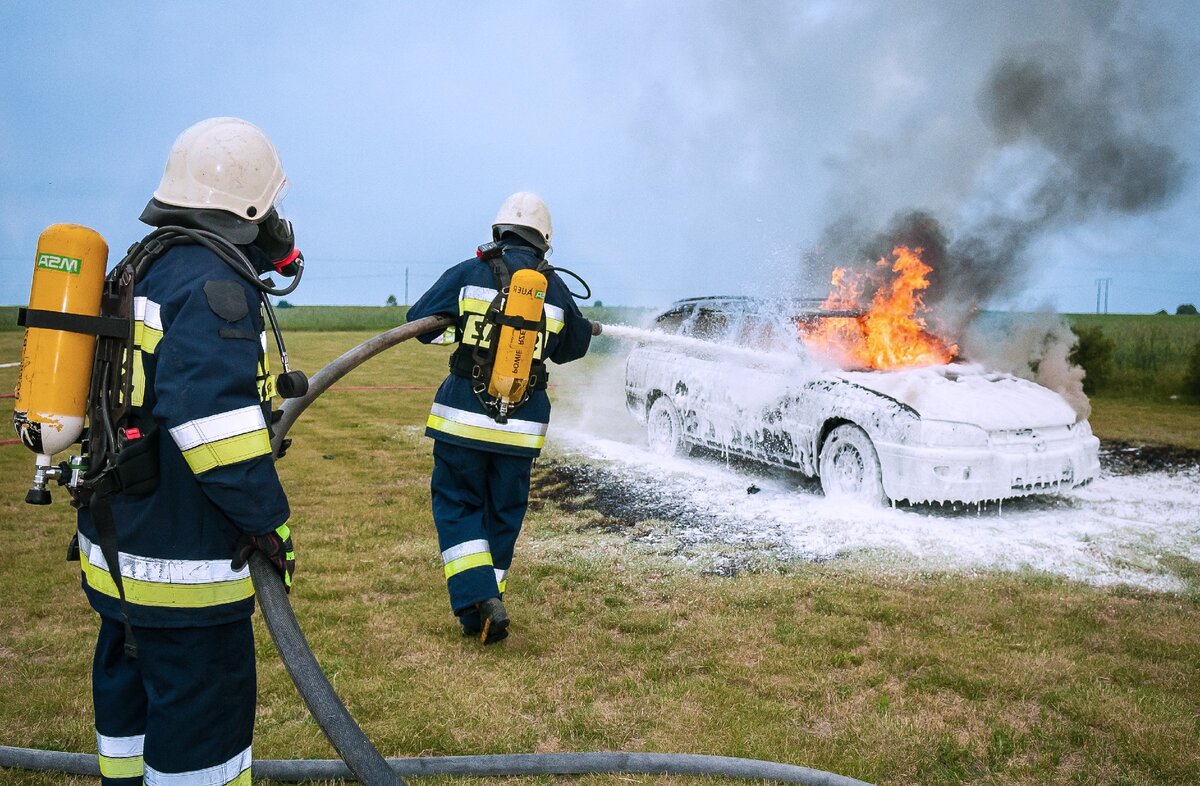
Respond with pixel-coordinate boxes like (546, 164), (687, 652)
(1, 329), (1199, 786)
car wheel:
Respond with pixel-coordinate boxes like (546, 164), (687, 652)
(646, 396), (691, 456)
(819, 424), (888, 506)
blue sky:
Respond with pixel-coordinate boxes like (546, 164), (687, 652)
(1, 1), (1197, 314)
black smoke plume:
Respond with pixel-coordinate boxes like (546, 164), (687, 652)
(818, 37), (1188, 335)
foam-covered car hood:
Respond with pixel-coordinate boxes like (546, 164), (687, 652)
(833, 363), (1079, 431)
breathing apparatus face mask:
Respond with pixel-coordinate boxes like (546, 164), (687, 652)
(254, 204), (303, 277)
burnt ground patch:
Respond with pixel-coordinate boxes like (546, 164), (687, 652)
(1100, 440), (1200, 476)
(531, 461), (703, 531)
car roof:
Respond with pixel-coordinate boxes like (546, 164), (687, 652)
(656, 296), (865, 319)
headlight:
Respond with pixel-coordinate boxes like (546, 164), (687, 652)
(920, 420), (989, 447)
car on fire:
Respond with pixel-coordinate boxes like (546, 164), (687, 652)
(624, 296), (1101, 505)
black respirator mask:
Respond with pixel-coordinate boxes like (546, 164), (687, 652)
(253, 209), (303, 277)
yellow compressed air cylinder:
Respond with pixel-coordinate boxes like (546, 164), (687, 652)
(14, 224), (109, 461)
(488, 267), (547, 405)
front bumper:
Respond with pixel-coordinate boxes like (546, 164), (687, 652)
(875, 434), (1101, 504)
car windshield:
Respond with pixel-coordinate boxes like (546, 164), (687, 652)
(653, 299), (869, 362)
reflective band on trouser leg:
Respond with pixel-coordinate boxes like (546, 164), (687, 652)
(169, 405), (272, 475)
(98, 732), (145, 780)
(144, 744), (252, 785)
(495, 568), (507, 595)
(443, 539), (494, 580)
(77, 532), (254, 609)
(427, 404), (547, 451)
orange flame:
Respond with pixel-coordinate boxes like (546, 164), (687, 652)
(799, 245), (957, 370)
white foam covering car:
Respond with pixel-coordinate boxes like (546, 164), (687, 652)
(624, 297), (1101, 505)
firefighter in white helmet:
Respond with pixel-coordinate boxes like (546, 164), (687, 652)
(78, 117), (300, 785)
(406, 192), (595, 644)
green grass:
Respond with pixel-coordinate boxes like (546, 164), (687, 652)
(2, 332), (1200, 786)
(1065, 313), (1200, 398)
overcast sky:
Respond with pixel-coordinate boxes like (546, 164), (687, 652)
(2, 1), (1197, 314)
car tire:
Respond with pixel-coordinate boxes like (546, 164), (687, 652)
(646, 395), (691, 457)
(819, 424), (888, 506)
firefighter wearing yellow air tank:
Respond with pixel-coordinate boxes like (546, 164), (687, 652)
(406, 192), (596, 644)
(77, 118), (301, 786)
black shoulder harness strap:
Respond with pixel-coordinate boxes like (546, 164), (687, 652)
(449, 247), (549, 422)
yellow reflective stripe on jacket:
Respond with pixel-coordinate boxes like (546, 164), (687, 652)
(78, 533), (254, 609)
(180, 430), (271, 474)
(427, 404), (547, 450)
(146, 745), (252, 785)
(130, 297), (164, 407)
(134, 320), (163, 354)
(130, 348), (146, 407)
(544, 303), (565, 335)
(459, 284), (496, 315)
(97, 733), (144, 779)
(256, 330), (274, 401)
(169, 405), (271, 474)
(430, 325), (460, 345)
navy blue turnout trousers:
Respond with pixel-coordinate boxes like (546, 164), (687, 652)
(431, 440), (533, 623)
(93, 617), (255, 785)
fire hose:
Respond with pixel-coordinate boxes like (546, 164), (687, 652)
(1, 314), (875, 786)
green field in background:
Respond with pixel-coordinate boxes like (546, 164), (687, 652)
(2, 305), (1197, 399)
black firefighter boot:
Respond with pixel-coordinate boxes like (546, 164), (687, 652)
(476, 597), (509, 644)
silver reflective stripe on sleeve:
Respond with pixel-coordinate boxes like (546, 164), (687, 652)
(430, 325), (459, 345)
(134, 296), (164, 331)
(543, 303), (565, 334)
(459, 285), (498, 316)
(168, 405), (272, 474)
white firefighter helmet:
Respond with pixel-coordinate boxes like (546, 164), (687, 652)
(152, 117), (287, 222)
(492, 191), (553, 250)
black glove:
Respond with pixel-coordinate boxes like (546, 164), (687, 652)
(231, 522), (296, 592)
(253, 209), (302, 276)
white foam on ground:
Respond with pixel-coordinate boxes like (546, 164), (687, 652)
(549, 426), (1200, 592)
(545, 348), (1197, 592)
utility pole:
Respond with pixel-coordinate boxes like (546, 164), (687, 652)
(1095, 278), (1112, 314)
(405, 266), (409, 306)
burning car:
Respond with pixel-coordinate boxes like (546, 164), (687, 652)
(623, 293), (1100, 505)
